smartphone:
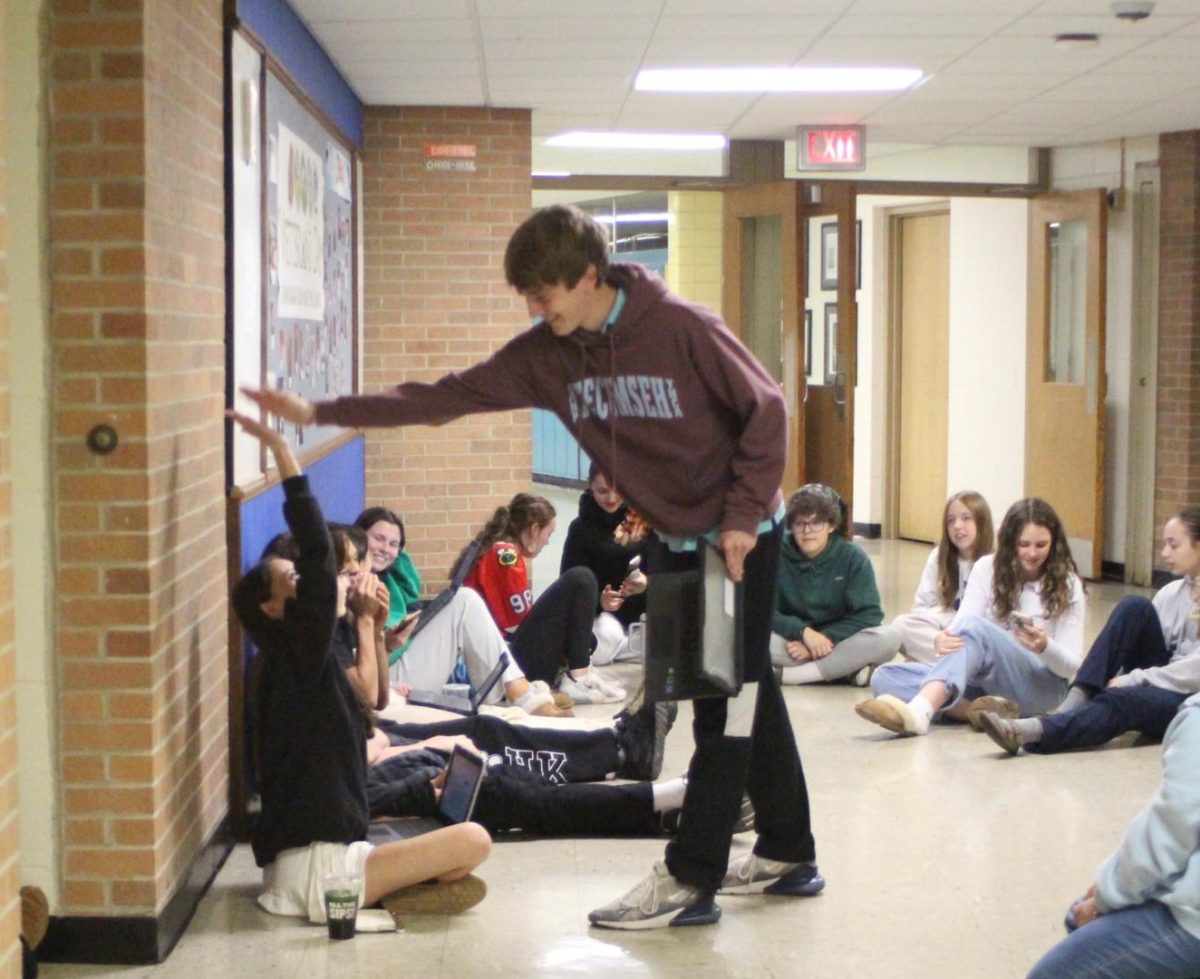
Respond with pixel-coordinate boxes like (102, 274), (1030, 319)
(1009, 611), (1035, 631)
(626, 555), (642, 574)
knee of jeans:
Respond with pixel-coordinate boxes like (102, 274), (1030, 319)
(953, 615), (992, 642)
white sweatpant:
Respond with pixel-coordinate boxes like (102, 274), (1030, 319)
(389, 588), (525, 702)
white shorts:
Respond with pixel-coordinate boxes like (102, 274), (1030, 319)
(257, 840), (373, 924)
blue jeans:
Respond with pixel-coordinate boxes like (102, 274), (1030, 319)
(1028, 901), (1200, 979)
(871, 616), (1068, 715)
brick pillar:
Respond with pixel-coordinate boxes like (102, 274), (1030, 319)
(0, 6), (19, 975)
(47, 0), (227, 948)
(1155, 132), (1200, 556)
(360, 107), (533, 585)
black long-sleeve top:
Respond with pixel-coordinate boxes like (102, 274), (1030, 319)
(251, 475), (370, 867)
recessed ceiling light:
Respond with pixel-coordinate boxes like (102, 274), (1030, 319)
(635, 67), (924, 93)
(1054, 32), (1101, 47)
(590, 212), (671, 224)
(544, 132), (727, 150)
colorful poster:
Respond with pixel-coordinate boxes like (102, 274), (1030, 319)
(276, 122), (325, 321)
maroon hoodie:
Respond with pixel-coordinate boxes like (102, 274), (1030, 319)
(315, 263), (786, 538)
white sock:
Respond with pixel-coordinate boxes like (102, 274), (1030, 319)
(780, 662), (824, 684)
(906, 696), (935, 735)
(651, 776), (688, 812)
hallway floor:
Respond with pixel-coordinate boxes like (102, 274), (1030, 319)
(43, 491), (1162, 978)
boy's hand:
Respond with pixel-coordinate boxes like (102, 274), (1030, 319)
(718, 529), (756, 582)
(240, 387), (317, 426)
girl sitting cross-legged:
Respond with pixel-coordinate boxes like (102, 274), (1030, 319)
(857, 497), (1085, 737)
(770, 484), (900, 687)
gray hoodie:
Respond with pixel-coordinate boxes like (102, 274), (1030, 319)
(1095, 691), (1200, 938)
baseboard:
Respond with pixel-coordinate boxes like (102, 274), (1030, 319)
(40, 815), (235, 964)
(852, 522), (882, 540)
(1101, 560), (1124, 582)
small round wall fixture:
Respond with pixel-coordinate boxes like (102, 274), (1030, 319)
(86, 423), (119, 456)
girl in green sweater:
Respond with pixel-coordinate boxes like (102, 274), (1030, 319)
(772, 485), (900, 686)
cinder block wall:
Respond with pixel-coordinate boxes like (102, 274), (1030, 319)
(360, 106), (534, 588)
(0, 7), (19, 975)
(48, 0), (227, 918)
(1156, 131), (1200, 554)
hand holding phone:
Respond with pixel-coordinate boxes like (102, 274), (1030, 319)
(1009, 611), (1035, 631)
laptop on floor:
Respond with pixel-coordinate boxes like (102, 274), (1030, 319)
(367, 744), (487, 842)
(405, 651), (508, 715)
(643, 538), (743, 703)
(405, 539), (482, 643)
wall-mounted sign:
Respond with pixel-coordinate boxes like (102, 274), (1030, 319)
(796, 125), (866, 172)
(424, 143), (477, 172)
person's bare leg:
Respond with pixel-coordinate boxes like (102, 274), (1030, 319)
(362, 822), (491, 906)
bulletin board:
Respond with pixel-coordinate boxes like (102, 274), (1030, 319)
(260, 67), (357, 455)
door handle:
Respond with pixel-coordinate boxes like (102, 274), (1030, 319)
(833, 370), (847, 407)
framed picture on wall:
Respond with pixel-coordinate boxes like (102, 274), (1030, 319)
(804, 309), (813, 375)
(820, 222), (838, 290)
(820, 220), (864, 291)
(824, 302), (839, 378)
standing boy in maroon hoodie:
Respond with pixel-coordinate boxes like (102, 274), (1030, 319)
(244, 204), (821, 929)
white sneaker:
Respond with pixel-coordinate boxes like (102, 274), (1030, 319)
(560, 669), (625, 705)
(588, 862), (719, 930)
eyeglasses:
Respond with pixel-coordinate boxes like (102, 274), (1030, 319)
(794, 519), (829, 532)
(367, 533), (401, 552)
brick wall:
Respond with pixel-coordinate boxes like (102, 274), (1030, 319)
(0, 3), (19, 974)
(48, 0), (226, 918)
(360, 107), (533, 587)
(1155, 131), (1200, 555)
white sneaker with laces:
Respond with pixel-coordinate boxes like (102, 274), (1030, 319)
(559, 669), (625, 704)
(588, 861), (719, 930)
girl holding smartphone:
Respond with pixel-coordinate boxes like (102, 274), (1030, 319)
(858, 497), (1085, 737)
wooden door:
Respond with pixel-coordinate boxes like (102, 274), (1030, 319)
(1026, 190), (1107, 579)
(896, 211), (950, 543)
(722, 181), (804, 495)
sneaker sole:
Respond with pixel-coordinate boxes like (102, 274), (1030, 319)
(589, 901), (721, 930)
(721, 873), (826, 897)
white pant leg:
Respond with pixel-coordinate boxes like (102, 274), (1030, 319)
(447, 588), (526, 701)
(892, 610), (954, 665)
(812, 625), (903, 681)
(769, 632), (792, 667)
(391, 589), (524, 701)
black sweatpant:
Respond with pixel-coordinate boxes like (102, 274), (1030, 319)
(473, 767), (659, 836)
(660, 524), (816, 893)
(376, 712), (620, 784)
(510, 566), (598, 683)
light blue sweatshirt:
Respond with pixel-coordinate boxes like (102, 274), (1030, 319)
(1094, 691), (1200, 938)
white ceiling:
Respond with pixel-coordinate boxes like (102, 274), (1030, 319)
(290, 0), (1200, 151)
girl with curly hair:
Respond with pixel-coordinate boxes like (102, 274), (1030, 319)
(857, 497), (1085, 737)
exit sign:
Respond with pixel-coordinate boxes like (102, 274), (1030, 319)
(796, 125), (866, 171)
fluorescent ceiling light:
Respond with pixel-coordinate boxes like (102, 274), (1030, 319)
(590, 212), (671, 224)
(531, 170), (572, 177)
(636, 67), (924, 93)
(544, 131), (726, 150)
